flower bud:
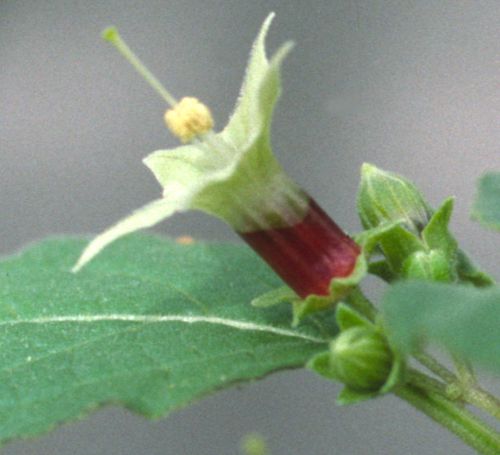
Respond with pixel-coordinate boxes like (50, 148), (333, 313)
(403, 249), (454, 282)
(357, 163), (432, 234)
(329, 326), (393, 393)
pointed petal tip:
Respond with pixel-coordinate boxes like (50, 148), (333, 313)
(271, 40), (295, 63)
(264, 12), (276, 27)
(256, 12), (277, 50)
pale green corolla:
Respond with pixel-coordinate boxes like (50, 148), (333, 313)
(73, 13), (309, 272)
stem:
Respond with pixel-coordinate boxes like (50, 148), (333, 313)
(407, 369), (448, 396)
(452, 354), (476, 388)
(348, 287), (500, 435)
(414, 352), (456, 383)
(397, 382), (500, 455)
(464, 387), (500, 421)
(101, 27), (178, 106)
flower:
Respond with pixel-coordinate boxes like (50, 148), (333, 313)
(73, 14), (361, 303)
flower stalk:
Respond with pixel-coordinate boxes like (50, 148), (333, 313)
(397, 382), (500, 455)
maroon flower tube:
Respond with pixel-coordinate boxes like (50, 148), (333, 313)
(240, 197), (361, 298)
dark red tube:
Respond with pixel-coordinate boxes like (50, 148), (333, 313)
(239, 198), (361, 298)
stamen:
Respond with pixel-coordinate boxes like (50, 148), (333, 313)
(102, 26), (178, 107)
(165, 97), (214, 143)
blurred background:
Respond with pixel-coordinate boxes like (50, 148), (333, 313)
(1, 1), (498, 454)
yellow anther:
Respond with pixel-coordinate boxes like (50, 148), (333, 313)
(164, 97), (214, 143)
(175, 235), (195, 245)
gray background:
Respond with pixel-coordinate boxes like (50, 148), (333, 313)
(1, 1), (499, 454)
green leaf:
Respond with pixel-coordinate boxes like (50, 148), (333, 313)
(382, 281), (500, 373)
(0, 235), (334, 444)
(472, 172), (500, 231)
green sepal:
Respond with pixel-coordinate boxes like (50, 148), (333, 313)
(368, 260), (394, 282)
(251, 286), (299, 308)
(291, 253), (367, 326)
(307, 351), (334, 379)
(253, 254), (368, 326)
(336, 387), (378, 405)
(335, 303), (372, 330)
(355, 223), (397, 282)
(354, 222), (401, 255)
(379, 351), (406, 394)
(402, 249), (455, 282)
(355, 222), (423, 280)
(307, 351), (376, 405)
(336, 350), (405, 406)
(421, 198), (457, 259)
(456, 249), (495, 287)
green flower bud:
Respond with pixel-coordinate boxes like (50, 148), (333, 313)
(403, 249), (454, 282)
(329, 326), (393, 393)
(357, 163), (433, 234)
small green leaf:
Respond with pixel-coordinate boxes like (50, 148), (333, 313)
(421, 198), (457, 259)
(0, 235), (334, 444)
(382, 281), (500, 373)
(472, 172), (500, 231)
